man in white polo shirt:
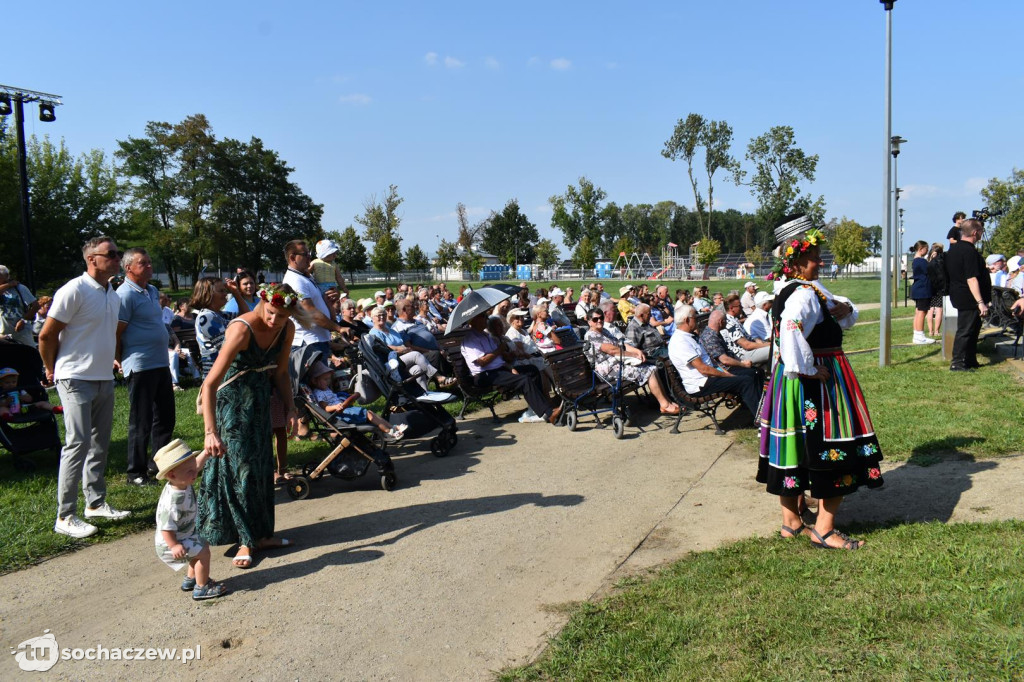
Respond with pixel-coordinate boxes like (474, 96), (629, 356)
(282, 239), (344, 437)
(668, 303), (762, 419)
(281, 239), (343, 360)
(38, 236), (131, 539)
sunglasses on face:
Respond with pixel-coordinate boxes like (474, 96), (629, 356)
(92, 250), (123, 260)
(590, 316), (604, 322)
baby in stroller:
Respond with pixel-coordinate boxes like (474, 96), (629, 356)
(306, 361), (407, 443)
(0, 367), (62, 419)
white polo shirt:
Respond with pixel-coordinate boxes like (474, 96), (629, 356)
(282, 268), (331, 347)
(48, 273), (121, 381)
(667, 330), (711, 394)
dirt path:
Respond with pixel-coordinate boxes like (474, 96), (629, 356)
(2, 398), (1020, 681)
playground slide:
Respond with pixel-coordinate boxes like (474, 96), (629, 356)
(649, 266), (671, 280)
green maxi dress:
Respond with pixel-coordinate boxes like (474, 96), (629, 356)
(197, 319), (283, 548)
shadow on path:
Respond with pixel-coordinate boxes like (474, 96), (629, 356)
(842, 447), (998, 528)
(231, 492), (585, 592)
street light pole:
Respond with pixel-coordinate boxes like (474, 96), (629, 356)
(1, 84), (62, 293)
(879, 0), (896, 367)
(891, 136), (906, 305)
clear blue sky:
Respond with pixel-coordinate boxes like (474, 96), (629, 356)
(7, 1), (1023, 257)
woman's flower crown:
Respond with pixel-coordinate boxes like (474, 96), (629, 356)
(766, 228), (826, 281)
(257, 284), (303, 309)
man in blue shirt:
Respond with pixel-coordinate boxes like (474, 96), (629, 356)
(116, 248), (175, 485)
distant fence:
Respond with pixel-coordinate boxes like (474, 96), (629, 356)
(155, 254), (892, 290)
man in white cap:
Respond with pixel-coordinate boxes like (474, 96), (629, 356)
(547, 287), (571, 327)
(740, 281), (759, 316)
(1006, 255), (1024, 295)
(987, 254), (1008, 287)
(744, 291), (775, 341)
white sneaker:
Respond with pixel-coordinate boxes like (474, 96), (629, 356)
(54, 515), (98, 538)
(84, 502), (131, 520)
(520, 415), (547, 423)
(913, 335), (936, 345)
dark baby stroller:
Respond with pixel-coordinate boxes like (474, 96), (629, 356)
(287, 348), (397, 499)
(358, 334), (459, 457)
(0, 341), (62, 471)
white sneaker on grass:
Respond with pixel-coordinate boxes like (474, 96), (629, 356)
(84, 502), (131, 520)
(54, 515), (98, 539)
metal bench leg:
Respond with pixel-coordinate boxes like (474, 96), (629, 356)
(671, 409), (684, 434)
(707, 402), (725, 436)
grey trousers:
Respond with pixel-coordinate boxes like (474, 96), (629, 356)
(56, 379), (115, 518)
(738, 344), (772, 367)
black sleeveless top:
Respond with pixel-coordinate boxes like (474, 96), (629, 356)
(771, 281), (843, 352)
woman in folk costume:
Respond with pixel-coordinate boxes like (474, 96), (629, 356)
(757, 215), (883, 550)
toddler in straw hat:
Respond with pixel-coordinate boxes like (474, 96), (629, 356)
(153, 439), (227, 601)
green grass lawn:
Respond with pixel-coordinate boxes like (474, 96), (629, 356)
(0, 385), (332, 573)
(500, 520), (1024, 681)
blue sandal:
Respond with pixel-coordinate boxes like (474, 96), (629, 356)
(181, 576), (197, 591)
(192, 579), (229, 601)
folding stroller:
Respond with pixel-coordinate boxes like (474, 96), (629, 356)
(0, 341), (62, 471)
(358, 334), (459, 457)
(285, 349), (397, 499)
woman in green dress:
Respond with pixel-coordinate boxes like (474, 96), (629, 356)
(198, 284), (305, 568)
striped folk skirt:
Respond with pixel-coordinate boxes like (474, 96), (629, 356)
(756, 349), (884, 499)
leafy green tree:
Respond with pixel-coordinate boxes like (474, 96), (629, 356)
(211, 136), (323, 275)
(609, 236), (636, 261)
(356, 184), (404, 279)
(572, 235), (597, 270)
(863, 225), (883, 256)
(371, 232), (403, 280)
(737, 125), (825, 246)
(830, 217), (871, 269)
(744, 245), (765, 268)
(455, 202), (485, 252)
(480, 198), (539, 266)
(662, 114), (738, 240)
(434, 239), (458, 280)
(0, 127), (123, 291)
(549, 177), (607, 250)
(534, 238), (561, 271)
(168, 114), (218, 280)
(662, 114), (708, 236)
(702, 119), (737, 239)
(331, 226), (368, 280)
(598, 202), (623, 258)
(405, 244), (429, 275)
(694, 238), (722, 267)
(115, 120), (186, 287)
(459, 250), (484, 277)
(981, 169), (1024, 258)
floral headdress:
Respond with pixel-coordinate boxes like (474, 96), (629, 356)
(766, 228), (826, 281)
(257, 284), (303, 309)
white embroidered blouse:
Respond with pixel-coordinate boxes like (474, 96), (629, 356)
(775, 279), (858, 379)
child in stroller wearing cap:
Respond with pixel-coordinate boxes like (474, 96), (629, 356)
(306, 361), (407, 443)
